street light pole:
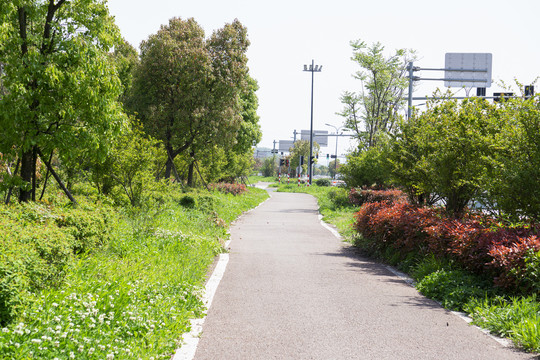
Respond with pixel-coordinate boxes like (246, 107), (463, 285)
(303, 60), (322, 185)
(325, 123), (344, 179)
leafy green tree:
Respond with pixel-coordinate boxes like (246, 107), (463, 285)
(129, 17), (251, 185)
(340, 146), (391, 189)
(219, 75), (262, 180)
(339, 40), (415, 150)
(488, 96), (540, 221)
(110, 39), (139, 103)
(0, 0), (124, 202)
(108, 121), (161, 206)
(390, 97), (501, 217)
(328, 159), (341, 179)
(261, 157), (276, 177)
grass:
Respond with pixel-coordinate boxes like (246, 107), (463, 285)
(0, 186), (268, 359)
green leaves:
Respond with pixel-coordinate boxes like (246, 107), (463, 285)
(129, 17), (256, 181)
(0, 0), (124, 201)
(340, 39), (416, 150)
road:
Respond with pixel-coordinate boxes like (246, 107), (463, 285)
(192, 191), (534, 359)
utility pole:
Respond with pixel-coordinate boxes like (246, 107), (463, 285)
(303, 60), (322, 185)
(325, 123), (344, 179)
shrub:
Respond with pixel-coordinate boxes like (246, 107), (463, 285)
(349, 188), (406, 207)
(340, 146), (392, 188)
(315, 178), (331, 187)
(488, 236), (540, 291)
(179, 195), (196, 208)
(328, 188), (350, 208)
(0, 200), (115, 326)
(353, 197), (540, 293)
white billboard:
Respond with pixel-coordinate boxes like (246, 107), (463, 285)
(444, 53), (492, 88)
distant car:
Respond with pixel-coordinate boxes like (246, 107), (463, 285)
(331, 180), (345, 187)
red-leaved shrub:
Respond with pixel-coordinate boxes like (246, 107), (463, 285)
(349, 188), (406, 207)
(353, 195), (540, 292)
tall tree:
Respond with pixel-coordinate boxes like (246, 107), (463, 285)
(129, 17), (251, 184)
(339, 40), (415, 150)
(0, 0), (125, 202)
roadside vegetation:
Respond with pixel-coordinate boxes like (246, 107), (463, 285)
(276, 40), (540, 353)
(0, 2), (267, 359)
(0, 184), (268, 359)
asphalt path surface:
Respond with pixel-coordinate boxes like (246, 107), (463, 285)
(193, 190), (535, 359)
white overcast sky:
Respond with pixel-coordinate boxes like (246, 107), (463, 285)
(107, 0), (540, 156)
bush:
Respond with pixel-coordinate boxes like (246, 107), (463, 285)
(315, 178), (331, 187)
(340, 146), (392, 188)
(353, 199), (540, 293)
(178, 195), (196, 208)
(0, 200), (115, 326)
(348, 188), (406, 207)
(328, 188), (350, 208)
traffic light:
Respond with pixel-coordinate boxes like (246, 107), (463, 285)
(299, 155), (304, 166)
(285, 159), (289, 167)
(310, 156), (315, 165)
(279, 159), (284, 166)
(326, 154), (329, 159)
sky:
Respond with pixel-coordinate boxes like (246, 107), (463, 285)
(107, 0), (540, 158)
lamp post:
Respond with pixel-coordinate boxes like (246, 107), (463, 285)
(325, 123), (344, 179)
(303, 60), (322, 185)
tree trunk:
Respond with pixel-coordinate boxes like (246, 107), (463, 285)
(164, 145), (174, 179)
(187, 152), (195, 187)
(18, 148), (34, 202)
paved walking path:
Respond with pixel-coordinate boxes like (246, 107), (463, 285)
(192, 191), (533, 359)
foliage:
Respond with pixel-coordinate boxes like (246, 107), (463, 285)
(128, 17), (252, 182)
(466, 296), (540, 352)
(261, 157), (277, 177)
(209, 183), (247, 196)
(89, 119), (162, 206)
(348, 188), (406, 207)
(487, 96), (540, 221)
(110, 38), (139, 103)
(416, 268), (493, 311)
(353, 195), (540, 293)
(0, 198), (115, 326)
(0, 0), (125, 202)
(315, 178), (331, 187)
(339, 40), (415, 150)
(0, 184), (268, 359)
(389, 96), (502, 217)
(340, 145), (392, 188)
(327, 159), (340, 179)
